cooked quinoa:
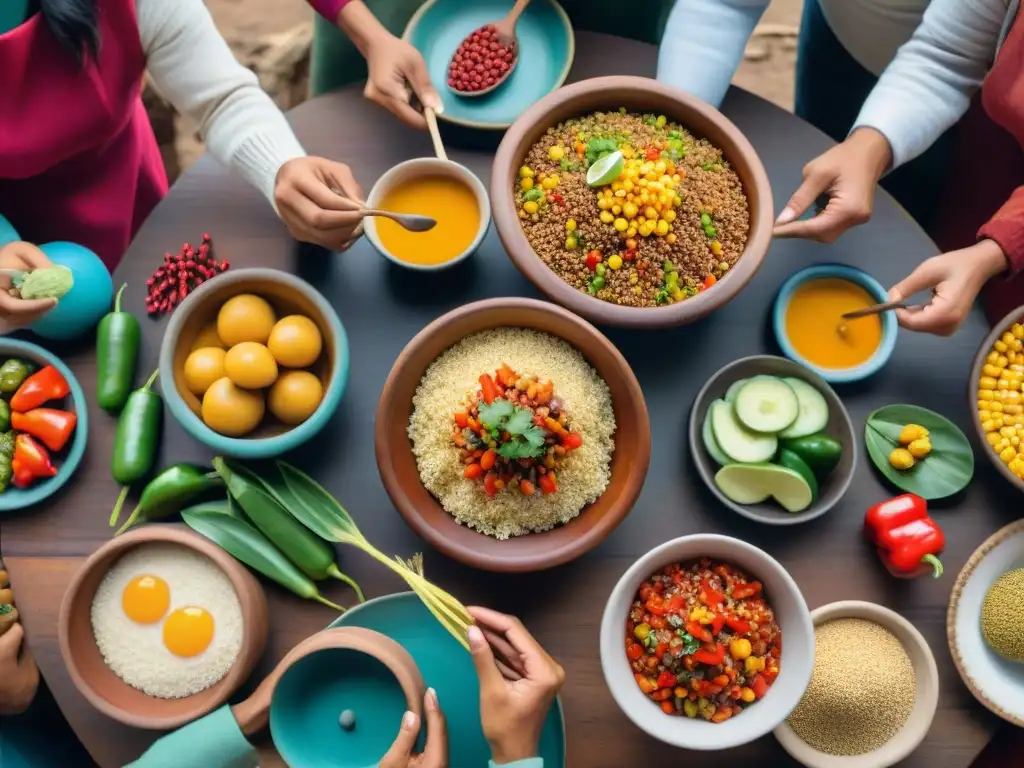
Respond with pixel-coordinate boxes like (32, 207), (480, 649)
(980, 568), (1024, 661)
(516, 110), (749, 308)
(408, 329), (615, 538)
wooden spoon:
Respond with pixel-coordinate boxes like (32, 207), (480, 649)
(837, 300), (912, 336)
(424, 107), (448, 162)
(447, 0), (530, 98)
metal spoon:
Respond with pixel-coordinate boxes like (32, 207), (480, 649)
(448, 0), (530, 98)
(360, 208), (437, 232)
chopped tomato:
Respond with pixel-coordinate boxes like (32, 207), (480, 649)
(703, 273), (718, 290)
(692, 643), (725, 666)
(561, 432), (583, 450)
(538, 472), (557, 495)
(519, 479), (536, 496)
(584, 250), (602, 271)
(660, 700), (676, 714)
(638, 583), (655, 601)
(699, 579), (724, 607)
(725, 615), (751, 635)
(479, 374), (500, 404)
(654, 642), (669, 659)
(463, 463), (483, 480)
(626, 643), (644, 661)
(731, 581), (762, 600)
(483, 471), (499, 497)
(649, 615), (667, 630)
(645, 146), (660, 161)
(454, 411), (469, 428)
(666, 594), (686, 614)
(751, 674), (769, 699)
(685, 621), (713, 644)
(656, 670), (677, 689)
(711, 707), (733, 723)
(645, 595), (667, 615)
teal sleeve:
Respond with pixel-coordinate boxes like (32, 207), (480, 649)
(124, 706), (258, 768)
(490, 760), (543, 768)
(656, 0), (771, 108)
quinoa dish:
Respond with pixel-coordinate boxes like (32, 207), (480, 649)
(408, 328), (615, 539)
(625, 558), (781, 721)
(516, 109), (750, 308)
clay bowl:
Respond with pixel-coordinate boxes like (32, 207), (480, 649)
(375, 296), (650, 572)
(159, 268), (349, 459)
(969, 304), (1024, 494)
(689, 355), (857, 525)
(491, 75), (773, 329)
(58, 526), (269, 730)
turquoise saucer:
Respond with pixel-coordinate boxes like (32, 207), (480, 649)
(403, 0), (574, 130)
(330, 593), (567, 766)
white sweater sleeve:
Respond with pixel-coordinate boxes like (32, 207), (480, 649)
(136, 0), (307, 206)
(656, 0), (771, 109)
(852, 0), (1007, 169)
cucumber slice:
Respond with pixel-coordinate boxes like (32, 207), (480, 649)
(701, 401), (732, 466)
(714, 463), (814, 513)
(778, 377), (830, 439)
(733, 376), (799, 434)
(724, 378), (748, 403)
(710, 399), (777, 464)
(776, 448), (819, 501)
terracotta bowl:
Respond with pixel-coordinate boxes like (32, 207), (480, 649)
(158, 268), (349, 459)
(58, 526), (269, 730)
(375, 297), (650, 572)
(969, 304), (1024, 494)
(491, 75), (774, 329)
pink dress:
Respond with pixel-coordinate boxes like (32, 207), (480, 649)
(0, 0), (168, 271)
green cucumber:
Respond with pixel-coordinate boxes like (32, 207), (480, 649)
(780, 433), (843, 477)
(733, 376), (800, 434)
(724, 378), (748, 403)
(713, 463), (814, 513)
(778, 377), (830, 439)
(776, 448), (818, 501)
(710, 399), (777, 463)
(701, 401), (732, 466)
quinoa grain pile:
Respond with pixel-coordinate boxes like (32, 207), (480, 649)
(516, 110), (749, 308)
(980, 568), (1024, 661)
(787, 618), (916, 756)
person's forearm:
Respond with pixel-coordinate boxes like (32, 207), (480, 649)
(334, 0), (390, 56)
(306, 0), (351, 25)
(978, 187), (1024, 275)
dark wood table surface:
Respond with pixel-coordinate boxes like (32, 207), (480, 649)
(2, 32), (1020, 768)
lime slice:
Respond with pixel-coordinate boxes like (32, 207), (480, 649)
(586, 150), (624, 187)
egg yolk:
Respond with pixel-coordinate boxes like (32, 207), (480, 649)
(121, 575), (171, 624)
(162, 606), (215, 658)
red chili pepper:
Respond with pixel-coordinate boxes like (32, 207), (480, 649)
(724, 615), (751, 635)
(685, 621), (713, 644)
(692, 642), (726, 666)
(10, 408), (77, 453)
(11, 434), (57, 488)
(731, 581), (762, 600)
(10, 366), (70, 412)
(479, 374), (500, 404)
(864, 494), (945, 578)
(656, 670), (676, 689)
(699, 579), (724, 607)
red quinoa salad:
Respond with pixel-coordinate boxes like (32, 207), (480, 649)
(625, 558), (781, 721)
(516, 110), (749, 308)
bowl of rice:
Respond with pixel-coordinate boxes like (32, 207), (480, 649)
(375, 297), (650, 572)
(491, 76), (773, 329)
(58, 526), (269, 729)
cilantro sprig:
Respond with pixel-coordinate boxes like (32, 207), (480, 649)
(477, 399), (547, 460)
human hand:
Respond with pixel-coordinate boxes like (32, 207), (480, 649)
(0, 623), (39, 716)
(364, 33), (442, 130)
(0, 241), (57, 328)
(274, 157), (366, 252)
(887, 239), (1009, 336)
(773, 128), (893, 242)
(379, 688), (448, 768)
(467, 606), (564, 765)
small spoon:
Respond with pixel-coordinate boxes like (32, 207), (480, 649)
(837, 300), (912, 336)
(360, 209), (437, 232)
(447, 0), (530, 98)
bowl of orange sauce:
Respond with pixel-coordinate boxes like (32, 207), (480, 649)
(772, 265), (897, 383)
(364, 158), (490, 271)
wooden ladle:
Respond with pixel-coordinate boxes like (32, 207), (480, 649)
(448, 0), (531, 98)
(837, 299), (911, 337)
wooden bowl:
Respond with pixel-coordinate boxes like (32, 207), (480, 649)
(58, 526), (269, 730)
(491, 76), (774, 329)
(969, 304), (1024, 494)
(159, 268), (349, 459)
(375, 297), (650, 572)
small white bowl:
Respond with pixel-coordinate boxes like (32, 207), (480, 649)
(599, 534), (814, 751)
(774, 600), (939, 768)
(948, 520), (1024, 727)
(364, 158), (490, 271)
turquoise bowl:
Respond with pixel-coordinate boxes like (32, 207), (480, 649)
(330, 593), (567, 765)
(773, 264), (898, 384)
(403, 0), (574, 130)
(31, 242), (114, 341)
(0, 338), (88, 512)
(159, 269), (349, 459)
(0, 213), (18, 248)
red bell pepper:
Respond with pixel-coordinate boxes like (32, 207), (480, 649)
(645, 594), (667, 615)
(692, 642), (726, 666)
(666, 594), (685, 615)
(864, 494), (945, 578)
(709, 611), (725, 635)
(11, 434), (57, 488)
(750, 673), (769, 699)
(10, 365), (70, 412)
(731, 581), (762, 600)
(699, 579), (725, 607)
(656, 670), (677, 689)
(10, 408), (77, 452)
(725, 615), (751, 635)
(685, 620), (713, 644)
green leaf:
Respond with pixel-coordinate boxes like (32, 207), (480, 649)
(864, 404), (975, 500)
(678, 632), (700, 655)
(521, 425), (546, 448)
(276, 461), (365, 545)
(477, 399), (513, 430)
(504, 408), (534, 435)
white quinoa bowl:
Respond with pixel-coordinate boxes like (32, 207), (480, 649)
(599, 534), (814, 750)
(774, 601), (939, 768)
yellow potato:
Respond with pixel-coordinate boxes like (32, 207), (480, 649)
(183, 347), (227, 395)
(268, 371), (324, 425)
(202, 377), (264, 437)
(267, 315), (323, 369)
(224, 342), (278, 390)
(190, 323), (226, 352)
(217, 294), (276, 346)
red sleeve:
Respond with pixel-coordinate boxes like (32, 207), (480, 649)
(978, 185), (1024, 275)
(307, 0), (352, 22)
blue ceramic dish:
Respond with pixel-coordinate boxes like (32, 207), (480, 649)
(773, 264), (898, 384)
(0, 338), (88, 512)
(403, 0), (574, 130)
(327, 593), (567, 766)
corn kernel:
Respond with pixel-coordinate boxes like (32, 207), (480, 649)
(984, 364), (1003, 377)
(666, 233), (677, 245)
(599, 211), (614, 224)
(523, 201), (538, 214)
(548, 145), (564, 161)
(729, 638), (752, 660)
(613, 218), (629, 232)
(614, 189), (627, 198)
(987, 431), (1002, 446)
(608, 254), (623, 270)
(519, 166), (534, 178)
(663, 209), (676, 223)
(711, 241), (723, 255)
(520, 177), (534, 191)
(740, 688), (756, 703)
(981, 376), (998, 389)
(980, 410), (992, 421)
(656, 220), (670, 236)
(597, 198), (610, 210)
(626, 227), (637, 237)
(1004, 332), (1017, 346)
(565, 236), (578, 250)
(995, 341), (1009, 353)
(623, 202), (638, 219)
(612, 204), (622, 215)
(1001, 446), (1017, 462)
(566, 218), (577, 231)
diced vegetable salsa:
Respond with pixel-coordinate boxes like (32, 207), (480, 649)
(625, 558), (781, 720)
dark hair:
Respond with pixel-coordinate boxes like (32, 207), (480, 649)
(39, 0), (99, 65)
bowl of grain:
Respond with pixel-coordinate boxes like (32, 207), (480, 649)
(774, 600), (939, 768)
(491, 76), (773, 329)
(375, 296), (650, 572)
(59, 526), (269, 729)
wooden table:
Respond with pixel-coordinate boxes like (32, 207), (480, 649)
(2, 32), (1020, 768)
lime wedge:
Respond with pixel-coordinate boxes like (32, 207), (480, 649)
(586, 150), (624, 188)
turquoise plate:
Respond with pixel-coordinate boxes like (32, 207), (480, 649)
(403, 0), (574, 130)
(0, 338), (88, 512)
(329, 593), (567, 767)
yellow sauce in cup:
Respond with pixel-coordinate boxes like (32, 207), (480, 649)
(376, 176), (480, 267)
(785, 278), (882, 369)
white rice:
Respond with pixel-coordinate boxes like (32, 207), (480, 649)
(90, 543), (243, 699)
(409, 328), (616, 538)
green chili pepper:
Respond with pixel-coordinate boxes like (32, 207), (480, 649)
(96, 284), (141, 413)
(0, 401), (10, 433)
(0, 431), (15, 493)
(109, 370), (162, 525)
(113, 463), (223, 536)
(0, 359), (34, 397)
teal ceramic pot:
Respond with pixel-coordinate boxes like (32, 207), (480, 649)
(403, 0), (574, 129)
(0, 213), (19, 248)
(31, 242), (114, 341)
